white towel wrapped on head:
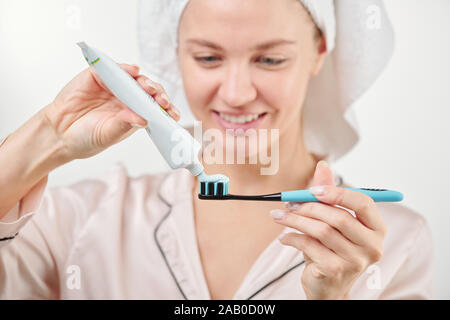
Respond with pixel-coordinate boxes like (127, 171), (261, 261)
(137, 0), (394, 162)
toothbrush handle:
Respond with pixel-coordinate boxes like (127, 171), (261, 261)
(281, 188), (403, 203)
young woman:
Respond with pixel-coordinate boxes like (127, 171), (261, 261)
(0, 0), (432, 299)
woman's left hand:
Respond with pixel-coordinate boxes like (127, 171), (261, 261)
(270, 161), (387, 300)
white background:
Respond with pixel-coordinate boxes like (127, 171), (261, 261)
(1, 0), (449, 298)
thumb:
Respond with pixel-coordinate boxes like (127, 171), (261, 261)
(311, 160), (335, 187)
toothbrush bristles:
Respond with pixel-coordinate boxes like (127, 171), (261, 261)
(199, 181), (228, 197)
(217, 183), (224, 197)
(200, 182), (206, 195)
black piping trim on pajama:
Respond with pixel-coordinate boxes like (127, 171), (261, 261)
(154, 195), (188, 300)
(154, 193), (305, 300)
(245, 260), (305, 300)
(0, 232), (18, 242)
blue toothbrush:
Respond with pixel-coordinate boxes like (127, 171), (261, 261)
(198, 182), (403, 202)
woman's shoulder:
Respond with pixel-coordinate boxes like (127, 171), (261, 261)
(38, 163), (187, 238)
(46, 163), (177, 212)
(60, 163), (170, 191)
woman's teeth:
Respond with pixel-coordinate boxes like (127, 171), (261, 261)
(218, 112), (262, 124)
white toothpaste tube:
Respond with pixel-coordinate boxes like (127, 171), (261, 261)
(77, 42), (204, 177)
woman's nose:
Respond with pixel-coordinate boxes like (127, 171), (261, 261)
(217, 64), (257, 107)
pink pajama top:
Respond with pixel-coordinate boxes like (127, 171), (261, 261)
(0, 141), (434, 299)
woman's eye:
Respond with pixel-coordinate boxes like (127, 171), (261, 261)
(194, 56), (221, 66)
(256, 57), (286, 66)
(193, 55), (286, 68)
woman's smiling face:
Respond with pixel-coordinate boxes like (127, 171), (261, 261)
(177, 0), (325, 153)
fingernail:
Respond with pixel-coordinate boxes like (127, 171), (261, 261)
(131, 123), (146, 128)
(309, 185), (326, 196)
(312, 265), (327, 278)
(317, 160), (328, 168)
(285, 202), (301, 210)
(269, 209), (286, 219)
(161, 93), (170, 105)
(278, 233), (287, 240)
(168, 109), (180, 120)
(171, 104), (181, 116)
(146, 79), (157, 89)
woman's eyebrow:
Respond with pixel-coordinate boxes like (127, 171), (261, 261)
(186, 38), (296, 51)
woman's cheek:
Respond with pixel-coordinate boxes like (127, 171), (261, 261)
(279, 74), (309, 114)
(181, 65), (213, 118)
(255, 77), (292, 127)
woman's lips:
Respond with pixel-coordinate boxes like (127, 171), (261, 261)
(212, 111), (267, 130)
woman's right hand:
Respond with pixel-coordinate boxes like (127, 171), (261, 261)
(42, 64), (180, 161)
